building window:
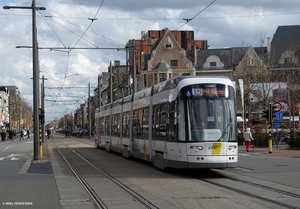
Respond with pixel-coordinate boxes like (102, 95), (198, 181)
(246, 59), (256, 66)
(166, 43), (172, 48)
(165, 37), (173, 49)
(171, 60), (178, 66)
(159, 73), (167, 82)
(210, 62), (216, 67)
(144, 74), (147, 87)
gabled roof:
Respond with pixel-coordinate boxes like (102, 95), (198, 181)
(151, 29), (182, 52)
(142, 29), (184, 71)
(195, 47), (267, 70)
(196, 47), (246, 70)
(152, 61), (171, 71)
(271, 25), (300, 62)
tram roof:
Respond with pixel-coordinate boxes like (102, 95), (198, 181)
(152, 76), (232, 94)
(106, 76), (233, 105)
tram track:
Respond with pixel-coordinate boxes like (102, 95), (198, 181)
(51, 139), (159, 209)
(48, 134), (300, 208)
(201, 169), (300, 209)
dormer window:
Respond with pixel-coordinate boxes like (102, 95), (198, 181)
(165, 37), (173, 49)
(210, 62), (216, 67)
(203, 55), (224, 69)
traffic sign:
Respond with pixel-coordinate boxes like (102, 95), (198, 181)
(275, 122), (281, 129)
(273, 102), (282, 112)
(274, 111), (283, 121)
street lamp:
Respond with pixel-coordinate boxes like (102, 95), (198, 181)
(3, 1), (46, 160)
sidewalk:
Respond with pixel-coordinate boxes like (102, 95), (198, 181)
(238, 145), (300, 158)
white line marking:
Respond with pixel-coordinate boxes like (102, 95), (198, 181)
(2, 145), (12, 152)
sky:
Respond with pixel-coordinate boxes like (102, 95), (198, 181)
(1, 0), (300, 124)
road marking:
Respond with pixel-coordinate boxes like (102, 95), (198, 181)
(0, 154), (26, 161)
(7, 154), (24, 157)
(238, 153), (250, 156)
(2, 145), (12, 152)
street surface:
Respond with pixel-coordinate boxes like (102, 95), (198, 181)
(0, 135), (299, 209)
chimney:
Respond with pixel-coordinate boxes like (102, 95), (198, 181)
(267, 37), (271, 53)
(141, 31), (145, 40)
(114, 60), (120, 66)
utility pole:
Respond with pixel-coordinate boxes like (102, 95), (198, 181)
(41, 75), (47, 142)
(110, 61), (113, 103)
(88, 82), (91, 139)
(3, 1), (46, 161)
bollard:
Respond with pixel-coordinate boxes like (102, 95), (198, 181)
(268, 127), (272, 154)
(268, 139), (272, 153)
(39, 141), (43, 159)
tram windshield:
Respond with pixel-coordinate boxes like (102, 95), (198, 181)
(184, 83), (236, 142)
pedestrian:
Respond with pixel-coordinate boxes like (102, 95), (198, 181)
(47, 129), (51, 139)
(67, 128), (71, 138)
(27, 130), (30, 140)
(243, 127), (254, 152)
(20, 130), (24, 141)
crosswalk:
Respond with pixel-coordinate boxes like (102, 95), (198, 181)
(0, 154), (26, 161)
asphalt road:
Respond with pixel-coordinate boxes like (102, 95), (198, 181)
(1, 135), (299, 209)
(226, 147), (300, 189)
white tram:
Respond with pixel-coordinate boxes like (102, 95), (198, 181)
(95, 76), (238, 169)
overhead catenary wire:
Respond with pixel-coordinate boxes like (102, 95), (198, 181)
(36, 0), (106, 111)
(175, 0), (216, 31)
(70, 0), (104, 50)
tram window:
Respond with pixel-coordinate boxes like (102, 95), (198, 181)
(168, 101), (177, 141)
(153, 106), (160, 137)
(133, 109), (142, 136)
(152, 104), (168, 138)
(105, 116), (110, 135)
(207, 100), (214, 116)
(122, 112), (129, 136)
(168, 113), (177, 141)
(112, 115), (116, 134)
(99, 117), (104, 135)
(112, 114), (120, 135)
(178, 100), (185, 141)
(112, 115), (115, 134)
(142, 108), (149, 136)
(159, 104), (167, 137)
(117, 114), (120, 134)
(138, 109), (143, 136)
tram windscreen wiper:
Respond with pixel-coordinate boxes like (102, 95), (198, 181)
(217, 122), (233, 141)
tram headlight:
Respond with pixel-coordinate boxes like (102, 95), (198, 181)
(228, 145), (237, 150)
(190, 146), (203, 150)
(197, 146), (203, 150)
